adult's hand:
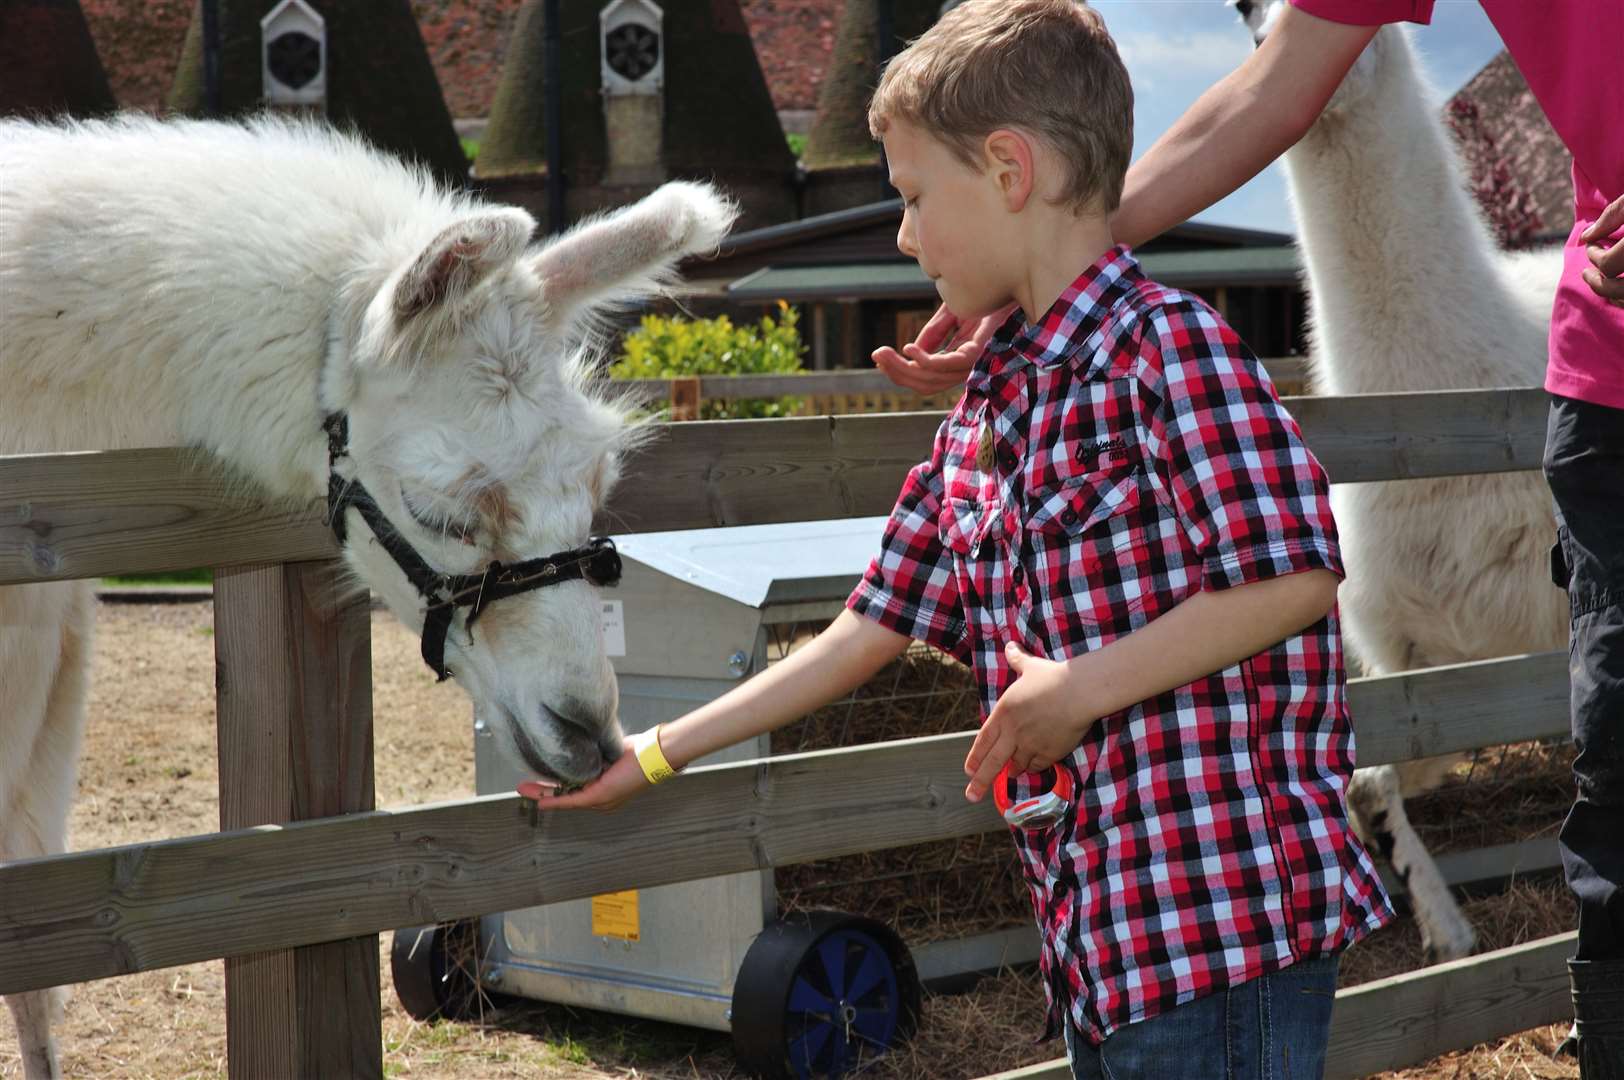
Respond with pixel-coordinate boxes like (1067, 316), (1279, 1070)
(871, 301), (1016, 395)
(1582, 193), (1624, 308)
(518, 736), (648, 811)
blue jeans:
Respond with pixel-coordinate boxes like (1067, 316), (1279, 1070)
(1064, 957), (1340, 1080)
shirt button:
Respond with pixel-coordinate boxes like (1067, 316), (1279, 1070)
(1013, 564), (1025, 586)
(1000, 450), (1017, 470)
(1060, 508), (1079, 526)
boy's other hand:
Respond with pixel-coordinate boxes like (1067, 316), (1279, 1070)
(871, 301), (1015, 394)
(1582, 192), (1624, 307)
(963, 642), (1095, 803)
(518, 736), (648, 811)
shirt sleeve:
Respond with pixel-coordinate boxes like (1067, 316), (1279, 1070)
(1136, 299), (1343, 592)
(846, 417), (970, 659)
(1289, 0), (1434, 25)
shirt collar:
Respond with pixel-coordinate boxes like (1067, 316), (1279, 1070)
(982, 244), (1142, 374)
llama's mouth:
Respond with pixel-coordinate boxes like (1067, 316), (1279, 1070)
(507, 705), (606, 787)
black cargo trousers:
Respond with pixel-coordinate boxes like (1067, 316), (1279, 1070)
(1545, 392), (1624, 1078)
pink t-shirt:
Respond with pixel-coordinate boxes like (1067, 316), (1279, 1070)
(1293, 0), (1624, 409)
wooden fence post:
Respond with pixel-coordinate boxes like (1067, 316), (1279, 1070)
(214, 560), (379, 1079)
(668, 375), (702, 421)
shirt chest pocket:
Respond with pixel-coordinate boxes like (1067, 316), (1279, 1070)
(1027, 465), (1154, 626)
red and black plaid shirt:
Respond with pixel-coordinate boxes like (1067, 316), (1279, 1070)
(848, 246), (1393, 1044)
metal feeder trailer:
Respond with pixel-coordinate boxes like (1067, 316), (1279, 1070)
(393, 517), (927, 1079)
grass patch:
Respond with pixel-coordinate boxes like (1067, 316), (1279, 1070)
(461, 137), (480, 165)
(786, 131), (807, 159)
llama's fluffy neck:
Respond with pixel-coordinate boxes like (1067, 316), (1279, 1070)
(1283, 29), (1547, 394)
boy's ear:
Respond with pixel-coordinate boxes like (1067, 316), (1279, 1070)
(983, 129), (1035, 212)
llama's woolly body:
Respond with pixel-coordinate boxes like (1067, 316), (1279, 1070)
(1255, 12), (1567, 963)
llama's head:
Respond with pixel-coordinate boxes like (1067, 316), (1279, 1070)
(320, 182), (737, 787)
(1231, 0), (1394, 120)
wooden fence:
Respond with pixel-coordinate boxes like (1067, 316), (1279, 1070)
(0, 386), (1571, 1078)
(615, 358), (1311, 417)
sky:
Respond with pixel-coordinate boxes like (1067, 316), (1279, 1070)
(1093, 1), (1506, 237)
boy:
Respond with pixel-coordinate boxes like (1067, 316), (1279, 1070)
(526, 2), (1393, 1074)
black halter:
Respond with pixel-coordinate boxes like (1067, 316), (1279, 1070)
(322, 413), (622, 682)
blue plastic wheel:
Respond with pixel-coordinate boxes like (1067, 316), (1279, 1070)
(732, 911), (921, 1079)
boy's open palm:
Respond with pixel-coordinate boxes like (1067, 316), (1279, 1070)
(964, 642), (1095, 802)
(519, 736), (649, 811)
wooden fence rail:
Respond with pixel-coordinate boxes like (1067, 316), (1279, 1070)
(610, 356), (1313, 406)
(1, 388), (1546, 586)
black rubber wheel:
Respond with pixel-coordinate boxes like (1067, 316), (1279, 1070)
(390, 921), (487, 1021)
(731, 911), (921, 1079)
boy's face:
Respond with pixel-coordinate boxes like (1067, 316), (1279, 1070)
(884, 119), (1016, 320)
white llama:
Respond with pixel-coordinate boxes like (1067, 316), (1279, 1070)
(0, 114), (737, 1080)
(1236, 1), (1567, 964)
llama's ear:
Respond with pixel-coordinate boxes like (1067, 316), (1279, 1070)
(528, 181), (739, 321)
(394, 208), (536, 321)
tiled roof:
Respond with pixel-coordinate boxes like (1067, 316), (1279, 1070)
(78, 0), (841, 118)
(1447, 50), (1574, 235)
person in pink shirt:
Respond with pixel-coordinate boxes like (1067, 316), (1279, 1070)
(877, 2), (1623, 1075)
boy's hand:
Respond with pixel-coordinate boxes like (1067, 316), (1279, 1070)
(1582, 192), (1624, 307)
(518, 736), (648, 811)
(871, 301), (1015, 395)
(963, 642), (1095, 803)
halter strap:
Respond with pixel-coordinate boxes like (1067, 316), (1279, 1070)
(322, 413), (621, 681)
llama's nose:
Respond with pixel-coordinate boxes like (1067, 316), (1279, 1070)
(550, 696), (620, 757)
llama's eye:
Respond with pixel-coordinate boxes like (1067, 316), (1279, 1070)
(402, 491), (478, 545)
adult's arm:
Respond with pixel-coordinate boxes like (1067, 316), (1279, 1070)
(873, 6), (1380, 393)
(1111, 5), (1378, 248)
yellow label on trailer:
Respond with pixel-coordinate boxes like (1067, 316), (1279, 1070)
(591, 890), (640, 941)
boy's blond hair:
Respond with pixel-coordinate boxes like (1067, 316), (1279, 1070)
(868, 0), (1133, 213)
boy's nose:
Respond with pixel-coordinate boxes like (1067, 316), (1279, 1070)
(896, 221), (918, 259)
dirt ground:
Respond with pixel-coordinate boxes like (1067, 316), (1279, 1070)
(0, 600), (1582, 1079)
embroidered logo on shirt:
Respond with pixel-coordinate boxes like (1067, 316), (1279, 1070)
(1076, 436), (1130, 464)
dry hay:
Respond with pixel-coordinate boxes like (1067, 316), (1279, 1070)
(1407, 739), (1575, 855)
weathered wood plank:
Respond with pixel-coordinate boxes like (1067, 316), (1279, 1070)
(1286, 387), (1547, 484)
(214, 562), (379, 1079)
(601, 410), (943, 532)
(614, 358), (1309, 403)
(1380, 836), (1563, 902)
(1349, 650), (1569, 768)
(0, 448), (331, 585)
(1, 389), (1545, 584)
(0, 734), (1000, 994)
(0, 640), (1571, 997)
(1327, 932), (1574, 1079)
(981, 932), (1575, 1080)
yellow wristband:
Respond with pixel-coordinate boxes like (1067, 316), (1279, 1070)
(632, 725), (679, 785)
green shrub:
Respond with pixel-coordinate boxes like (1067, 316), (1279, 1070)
(610, 303), (807, 419)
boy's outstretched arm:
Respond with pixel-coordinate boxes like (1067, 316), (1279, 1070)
(524, 609), (913, 810)
(963, 567), (1341, 802)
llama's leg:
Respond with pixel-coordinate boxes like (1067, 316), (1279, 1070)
(5, 991), (66, 1080)
(2, 582), (95, 1080)
(1348, 764), (1477, 964)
